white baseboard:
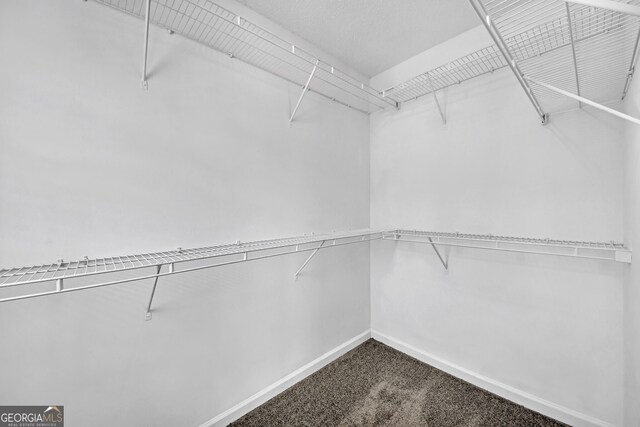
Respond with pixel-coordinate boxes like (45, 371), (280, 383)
(199, 329), (371, 427)
(371, 330), (616, 427)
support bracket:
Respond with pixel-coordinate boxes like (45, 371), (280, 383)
(467, 0), (547, 123)
(427, 237), (448, 270)
(290, 61), (319, 125)
(623, 28), (640, 99)
(145, 265), (163, 321)
(141, 0), (151, 90)
(432, 91), (446, 124)
(565, 3), (582, 108)
(294, 240), (325, 279)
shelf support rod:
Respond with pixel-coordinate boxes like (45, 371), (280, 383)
(565, 0), (640, 17)
(623, 27), (640, 100)
(145, 265), (162, 321)
(433, 91), (446, 124)
(294, 240), (325, 279)
(427, 237), (448, 270)
(565, 3), (582, 108)
(467, 0), (548, 124)
(526, 77), (640, 125)
(141, 0), (151, 90)
(290, 61), (319, 124)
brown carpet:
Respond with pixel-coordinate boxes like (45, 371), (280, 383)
(230, 339), (566, 427)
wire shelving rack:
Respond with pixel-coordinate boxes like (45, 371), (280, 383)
(384, 229), (632, 265)
(92, 0), (398, 114)
(384, 0), (640, 120)
(482, 0), (640, 114)
(0, 230), (383, 308)
(0, 228), (630, 318)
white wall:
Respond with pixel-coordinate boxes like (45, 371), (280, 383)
(623, 71), (640, 426)
(370, 59), (627, 425)
(0, 1), (370, 426)
(369, 25), (491, 92)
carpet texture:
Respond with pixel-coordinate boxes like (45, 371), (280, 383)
(230, 339), (566, 427)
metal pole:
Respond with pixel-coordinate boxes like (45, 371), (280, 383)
(141, 0), (151, 89)
(294, 240), (325, 279)
(565, 3), (582, 108)
(427, 237), (448, 270)
(623, 28), (640, 100)
(290, 61), (319, 124)
(565, 0), (640, 17)
(432, 92), (446, 124)
(145, 265), (162, 320)
(467, 0), (548, 123)
(526, 77), (640, 125)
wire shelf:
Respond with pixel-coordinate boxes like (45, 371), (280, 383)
(482, 0), (640, 112)
(386, 0), (640, 111)
(0, 230), (383, 303)
(384, 46), (508, 103)
(384, 229), (632, 263)
(0, 228), (630, 305)
(92, 0), (398, 114)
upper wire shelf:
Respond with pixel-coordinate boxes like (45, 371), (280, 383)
(385, 0), (640, 111)
(92, 0), (398, 114)
(383, 45), (508, 103)
(483, 0), (640, 113)
(385, 229), (632, 263)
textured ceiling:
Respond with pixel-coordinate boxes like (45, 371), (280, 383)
(234, 0), (480, 77)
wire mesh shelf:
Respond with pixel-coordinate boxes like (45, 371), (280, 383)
(92, 0), (398, 114)
(385, 0), (640, 112)
(0, 227), (630, 306)
(0, 230), (383, 303)
(482, 0), (640, 113)
(384, 229), (632, 263)
(384, 46), (508, 103)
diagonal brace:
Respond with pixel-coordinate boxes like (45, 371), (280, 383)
(433, 91), (446, 124)
(428, 237), (448, 270)
(141, 0), (151, 89)
(290, 61), (319, 124)
(145, 265), (162, 321)
(565, 3), (582, 108)
(295, 240), (325, 279)
(467, 0), (548, 124)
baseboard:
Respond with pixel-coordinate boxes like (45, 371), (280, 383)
(199, 329), (371, 427)
(371, 330), (616, 427)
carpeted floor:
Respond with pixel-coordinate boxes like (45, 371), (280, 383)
(230, 339), (566, 427)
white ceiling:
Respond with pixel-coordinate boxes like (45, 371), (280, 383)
(235, 0), (480, 77)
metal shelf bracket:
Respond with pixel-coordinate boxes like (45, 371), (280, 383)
(289, 61), (319, 125)
(294, 240), (325, 279)
(145, 264), (162, 321)
(467, 0), (547, 124)
(433, 92), (446, 124)
(565, 3), (582, 109)
(427, 237), (449, 270)
(141, 0), (151, 90)
(624, 29), (640, 100)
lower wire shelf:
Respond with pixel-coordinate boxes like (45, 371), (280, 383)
(0, 228), (631, 311)
(384, 230), (632, 265)
(0, 229), (383, 305)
